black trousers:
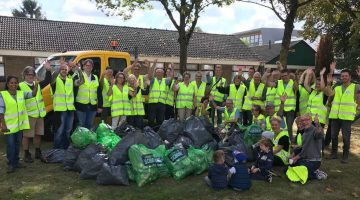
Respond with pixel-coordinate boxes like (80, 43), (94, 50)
(148, 103), (166, 128)
(331, 119), (352, 159)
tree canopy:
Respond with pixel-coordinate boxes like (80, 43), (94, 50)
(12, 0), (46, 19)
(93, 0), (233, 73)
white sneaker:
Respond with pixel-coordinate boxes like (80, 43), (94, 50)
(315, 169), (328, 180)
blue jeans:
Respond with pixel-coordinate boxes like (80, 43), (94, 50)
(295, 159), (321, 180)
(76, 109), (97, 130)
(6, 131), (23, 167)
(54, 111), (74, 149)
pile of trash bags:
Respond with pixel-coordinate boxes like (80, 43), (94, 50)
(44, 117), (265, 187)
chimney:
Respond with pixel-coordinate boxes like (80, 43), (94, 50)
(268, 40), (271, 49)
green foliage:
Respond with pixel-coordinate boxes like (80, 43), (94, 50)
(11, 0), (46, 19)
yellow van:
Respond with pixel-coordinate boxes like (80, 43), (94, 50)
(35, 50), (131, 138)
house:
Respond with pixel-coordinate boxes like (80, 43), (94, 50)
(234, 28), (300, 47)
(251, 40), (316, 69)
(0, 16), (260, 83)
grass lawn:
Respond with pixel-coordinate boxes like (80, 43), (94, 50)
(1, 126), (360, 200)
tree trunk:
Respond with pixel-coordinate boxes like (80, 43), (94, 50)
(279, 2), (298, 69)
(178, 32), (189, 74)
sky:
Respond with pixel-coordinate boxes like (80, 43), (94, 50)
(0, 0), (304, 35)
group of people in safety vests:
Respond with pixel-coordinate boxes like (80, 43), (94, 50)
(1, 58), (359, 176)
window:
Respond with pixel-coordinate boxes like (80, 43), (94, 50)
(35, 55), (75, 81)
(0, 56), (4, 82)
(80, 57), (101, 78)
(108, 57), (127, 75)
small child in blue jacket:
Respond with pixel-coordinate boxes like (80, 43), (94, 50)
(205, 150), (229, 190)
(228, 151), (251, 191)
(250, 138), (274, 183)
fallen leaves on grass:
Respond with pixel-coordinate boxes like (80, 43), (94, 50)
(325, 187), (334, 193)
(352, 192), (359, 198)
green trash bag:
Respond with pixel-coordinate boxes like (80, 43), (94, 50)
(97, 135), (121, 153)
(164, 145), (194, 180)
(244, 124), (263, 145)
(188, 146), (208, 175)
(71, 127), (97, 149)
(128, 144), (169, 187)
(96, 121), (115, 139)
(125, 161), (136, 182)
(201, 144), (214, 165)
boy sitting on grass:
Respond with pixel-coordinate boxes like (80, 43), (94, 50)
(250, 138), (274, 183)
(205, 150), (229, 190)
(228, 151), (251, 191)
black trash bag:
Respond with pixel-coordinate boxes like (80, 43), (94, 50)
(41, 149), (65, 163)
(109, 130), (148, 165)
(206, 139), (218, 150)
(219, 142), (248, 166)
(158, 118), (183, 143)
(198, 116), (216, 135)
(174, 136), (194, 148)
(115, 123), (136, 137)
(79, 153), (108, 179)
(96, 163), (129, 185)
(143, 126), (163, 149)
(228, 129), (245, 146)
(63, 145), (82, 171)
(74, 143), (106, 172)
(183, 116), (213, 148)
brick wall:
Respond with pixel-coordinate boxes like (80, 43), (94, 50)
(1, 56), (34, 88)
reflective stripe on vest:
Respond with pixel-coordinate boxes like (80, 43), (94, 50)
(273, 130), (290, 165)
(111, 85), (131, 117)
(296, 133), (302, 146)
(223, 107), (239, 122)
(76, 72), (99, 105)
(130, 87), (145, 116)
(149, 78), (167, 104)
(307, 90), (327, 124)
(1, 90), (30, 134)
(329, 84), (356, 120)
(210, 77), (226, 102)
(298, 85), (310, 115)
(275, 79), (296, 112)
(266, 87), (276, 106)
(243, 80), (265, 110)
(176, 82), (194, 109)
(252, 114), (265, 125)
(102, 78), (111, 107)
(19, 82), (46, 118)
(196, 105), (211, 117)
(52, 76), (75, 111)
(165, 80), (175, 106)
(192, 81), (206, 106)
(228, 83), (246, 110)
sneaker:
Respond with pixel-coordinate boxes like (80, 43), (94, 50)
(341, 158), (349, 164)
(315, 169), (327, 180)
(24, 153), (34, 163)
(267, 174), (273, 183)
(35, 149), (42, 159)
(7, 166), (15, 173)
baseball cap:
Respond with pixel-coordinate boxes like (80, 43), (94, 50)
(262, 131), (275, 140)
(232, 151), (247, 162)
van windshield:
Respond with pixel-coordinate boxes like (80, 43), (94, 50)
(36, 55), (76, 80)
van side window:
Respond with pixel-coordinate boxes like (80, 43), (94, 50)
(80, 57), (101, 78)
(108, 58), (127, 75)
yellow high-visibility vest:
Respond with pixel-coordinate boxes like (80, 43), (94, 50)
(165, 80), (175, 106)
(275, 80), (296, 112)
(298, 85), (310, 115)
(273, 130), (290, 165)
(210, 77), (226, 102)
(223, 107), (239, 121)
(76, 72), (99, 105)
(266, 87), (276, 107)
(176, 82), (194, 109)
(19, 82), (46, 118)
(130, 87), (145, 116)
(51, 76), (75, 111)
(102, 78), (111, 108)
(191, 81), (206, 106)
(243, 80), (265, 110)
(307, 90), (327, 124)
(149, 78), (167, 104)
(1, 90), (30, 134)
(111, 85), (131, 117)
(228, 83), (246, 111)
(329, 83), (357, 120)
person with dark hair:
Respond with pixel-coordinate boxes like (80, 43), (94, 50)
(274, 69), (298, 140)
(328, 68), (360, 163)
(191, 71), (207, 113)
(0, 76), (38, 173)
(18, 62), (51, 163)
(99, 66), (113, 122)
(195, 96), (211, 118)
(73, 59), (103, 129)
(251, 105), (265, 128)
(164, 64), (176, 120)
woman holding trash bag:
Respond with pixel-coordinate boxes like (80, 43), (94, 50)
(173, 72), (195, 121)
(0, 76), (38, 173)
(270, 116), (290, 166)
(127, 74), (150, 128)
(73, 59), (103, 129)
(18, 63), (51, 163)
(108, 72), (132, 130)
